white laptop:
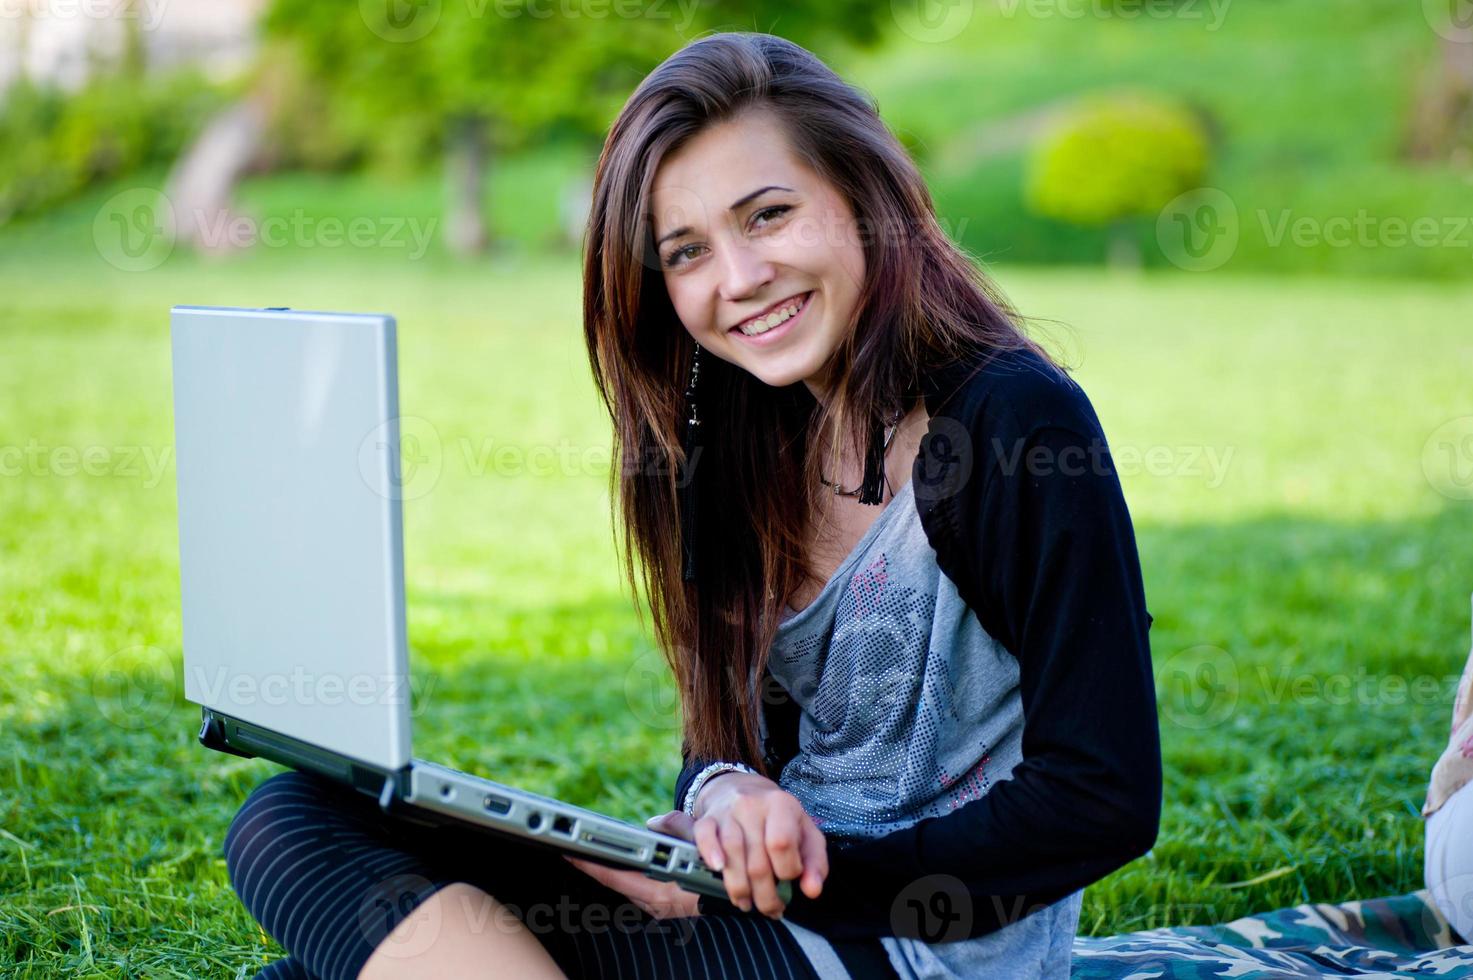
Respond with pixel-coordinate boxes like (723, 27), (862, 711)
(169, 304), (784, 903)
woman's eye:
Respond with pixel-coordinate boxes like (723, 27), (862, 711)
(662, 206), (790, 268)
(663, 244), (703, 268)
(752, 205), (791, 228)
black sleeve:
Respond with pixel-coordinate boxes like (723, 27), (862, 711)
(777, 418), (1162, 943)
(672, 741), (711, 814)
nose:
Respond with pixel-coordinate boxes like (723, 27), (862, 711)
(715, 238), (775, 305)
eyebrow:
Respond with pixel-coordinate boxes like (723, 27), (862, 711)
(653, 185), (794, 248)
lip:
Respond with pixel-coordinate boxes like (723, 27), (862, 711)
(729, 291), (813, 345)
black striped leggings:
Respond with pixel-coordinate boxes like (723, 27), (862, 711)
(222, 769), (829, 979)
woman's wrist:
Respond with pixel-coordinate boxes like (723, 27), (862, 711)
(683, 760), (758, 818)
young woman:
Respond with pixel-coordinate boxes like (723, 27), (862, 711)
(221, 32), (1160, 980)
(1424, 593), (1473, 943)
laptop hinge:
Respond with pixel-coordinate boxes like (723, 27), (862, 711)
(197, 706), (415, 805)
(377, 768), (414, 816)
(198, 706), (255, 759)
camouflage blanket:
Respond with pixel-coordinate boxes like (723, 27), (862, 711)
(1071, 890), (1473, 977)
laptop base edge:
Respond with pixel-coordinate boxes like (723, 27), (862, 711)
(196, 706), (787, 905)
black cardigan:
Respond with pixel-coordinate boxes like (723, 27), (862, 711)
(673, 344), (1161, 943)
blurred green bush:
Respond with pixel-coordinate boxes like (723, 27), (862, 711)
(1025, 91), (1210, 263)
(0, 71), (232, 225)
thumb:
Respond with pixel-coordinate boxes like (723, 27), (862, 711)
(645, 809), (696, 840)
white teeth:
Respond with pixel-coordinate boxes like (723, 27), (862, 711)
(739, 294), (806, 336)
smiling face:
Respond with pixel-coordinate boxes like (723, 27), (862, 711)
(649, 110), (867, 400)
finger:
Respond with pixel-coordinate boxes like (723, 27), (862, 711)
(736, 809), (782, 918)
(797, 820), (829, 899)
(564, 855), (620, 886)
(564, 857), (649, 898)
(647, 880), (702, 920)
(565, 856), (698, 920)
(646, 810), (696, 841)
(693, 816), (726, 871)
(763, 807), (805, 883)
(716, 818), (751, 911)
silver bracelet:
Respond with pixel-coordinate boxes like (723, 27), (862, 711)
(682, 761), (758, 818)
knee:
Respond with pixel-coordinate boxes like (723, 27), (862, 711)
(1426, 782), (1473, 941)
(223, 770), (334, 896)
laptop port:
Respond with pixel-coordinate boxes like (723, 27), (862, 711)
(580, 831), (639, 857)
(482, 794), (511, 815)
(552, 816), (574, 836)
(528, 812), (543, 830)
(653, 844), (672, 868)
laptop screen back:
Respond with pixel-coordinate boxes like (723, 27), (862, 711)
(171, 306), (412, 771)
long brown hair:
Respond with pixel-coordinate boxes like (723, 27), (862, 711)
(581, 31), (1060, 773)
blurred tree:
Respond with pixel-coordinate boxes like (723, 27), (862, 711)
(1024, 91), (1210, 268)
(0, 72), (231, 224)
(1406, 36), (1473, 165)
(0, 3), (237, 225)
(255, 2), (888, 256)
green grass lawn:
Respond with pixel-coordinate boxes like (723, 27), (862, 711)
(3, 238), (1472, 976)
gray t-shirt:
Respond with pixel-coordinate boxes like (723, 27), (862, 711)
(766, 477), (1083, 979)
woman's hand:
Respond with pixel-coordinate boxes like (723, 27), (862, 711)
(563, 811), (703, 919)
(688, 772), (829, 919)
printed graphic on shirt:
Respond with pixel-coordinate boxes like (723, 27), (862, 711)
(768, 531), (1024, 841)
(939, 750), (992, 812)
(847, 553), (889, 619)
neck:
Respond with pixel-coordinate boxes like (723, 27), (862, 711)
(801, 367), (833, 408)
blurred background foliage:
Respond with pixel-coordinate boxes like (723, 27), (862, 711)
(1, 0), (1470, 275)
(0, 71), (233, 223)
(1025, 90), (1211, 265)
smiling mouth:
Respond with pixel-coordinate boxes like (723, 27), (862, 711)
(730, 291), (812, 337)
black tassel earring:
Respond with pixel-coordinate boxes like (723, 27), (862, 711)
(679, 342), (703, 582)
(856, 412), (886, 505)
